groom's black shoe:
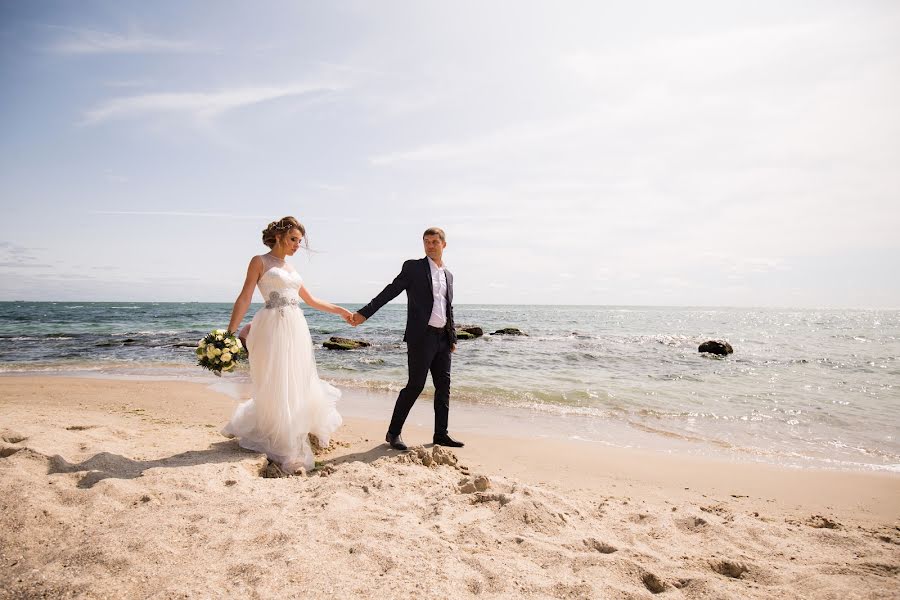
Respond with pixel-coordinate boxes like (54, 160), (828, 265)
(385, 432), (408, 451)
(433, 433), (465, 448)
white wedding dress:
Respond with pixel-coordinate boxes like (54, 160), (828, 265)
(222, 254), (342, 472)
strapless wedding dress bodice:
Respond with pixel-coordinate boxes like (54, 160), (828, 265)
(257, 262), (303, 310)
(222, 254), (342, 472)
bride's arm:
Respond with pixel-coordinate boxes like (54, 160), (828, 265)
(299, 285), (353, 322)
(227, 256), (263, 333)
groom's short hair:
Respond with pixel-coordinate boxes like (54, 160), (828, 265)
(423, 227), (445, 242)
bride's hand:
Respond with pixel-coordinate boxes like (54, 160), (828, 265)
(337, 307), (354, 324)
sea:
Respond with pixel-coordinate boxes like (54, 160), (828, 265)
(1, 301), (898, 472)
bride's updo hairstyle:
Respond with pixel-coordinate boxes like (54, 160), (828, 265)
(262, 216), (307, 249)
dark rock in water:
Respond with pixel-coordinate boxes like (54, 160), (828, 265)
(491, 328), (527, 336)
(454, 325), (483, 340)
(323, 336), (372, 350)
(698, 340), (733, 355)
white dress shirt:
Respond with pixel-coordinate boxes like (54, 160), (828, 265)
(427, 257), (448, 328)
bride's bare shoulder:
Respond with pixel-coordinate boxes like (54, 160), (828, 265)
(247, 255), (266, 272)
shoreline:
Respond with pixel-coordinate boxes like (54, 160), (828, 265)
(1, 376), (898, 598)
(3, 368), (898, 475)
(1, 375), (898, 523)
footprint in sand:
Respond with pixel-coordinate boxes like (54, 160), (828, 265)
(860, 563), (900, 577)
(711, 560), (749, 579)
(583, 538), (617, 554)
(675, 516), (709, 533)
(0, 446), (24, 458)
(1, 430), (27, 443)
(641, 571), (668, 594)
(806, 515), (842, 529)
(629, 513), (654, 524)
(672, 578), (693, 589)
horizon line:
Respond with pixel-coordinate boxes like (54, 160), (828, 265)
(0, 300), (897, 311)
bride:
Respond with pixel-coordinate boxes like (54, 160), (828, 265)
(222, 216), (350, 473)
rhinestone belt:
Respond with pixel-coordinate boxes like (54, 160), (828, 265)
(264, 291), (299, 310)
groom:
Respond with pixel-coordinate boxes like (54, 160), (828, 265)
(350, 227), (464, 451)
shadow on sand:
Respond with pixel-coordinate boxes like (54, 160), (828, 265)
(47, 440), (435, 487)
(47, 441), (260, 489)
(325, 444), (397, 467)
(323, 442), (443, 467)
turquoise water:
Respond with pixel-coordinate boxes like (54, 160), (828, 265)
(1, 302), (898, 471)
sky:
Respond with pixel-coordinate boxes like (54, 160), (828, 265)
(1, 0), (898, 307)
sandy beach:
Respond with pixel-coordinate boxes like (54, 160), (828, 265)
(1, 376), (898, 599)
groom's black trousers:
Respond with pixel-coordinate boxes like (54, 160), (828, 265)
(388, 326), (452, 437)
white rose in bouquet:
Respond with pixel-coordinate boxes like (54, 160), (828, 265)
(197, 329), (247, 376)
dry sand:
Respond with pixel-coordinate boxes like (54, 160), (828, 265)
(1, 376), (898, 599)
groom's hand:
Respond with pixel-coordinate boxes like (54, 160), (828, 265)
(350, 312), (367, 326)
(451, 343), (456, 353)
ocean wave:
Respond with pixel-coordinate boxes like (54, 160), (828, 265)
(358, 357), (386, 365)
(626, 420), (735, 449)
(0, 364), (105, 373)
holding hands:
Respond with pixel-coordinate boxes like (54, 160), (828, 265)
(333, 308), (365, 326)
(336, 307), (355, 325)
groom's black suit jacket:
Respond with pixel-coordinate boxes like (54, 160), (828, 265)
(358, 257), (456, 346)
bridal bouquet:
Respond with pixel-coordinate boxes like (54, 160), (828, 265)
(196, 329), (246, 376)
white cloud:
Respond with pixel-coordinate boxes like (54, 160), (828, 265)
(82, 83), (347, 125)
(88, 211), (351, 225)
(49, 27), (205, 54)
(90, 210), (273, 220)
(0, 242), (49, 269)
(559, 21), (832, 87)
(368, 113), (606, 166)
